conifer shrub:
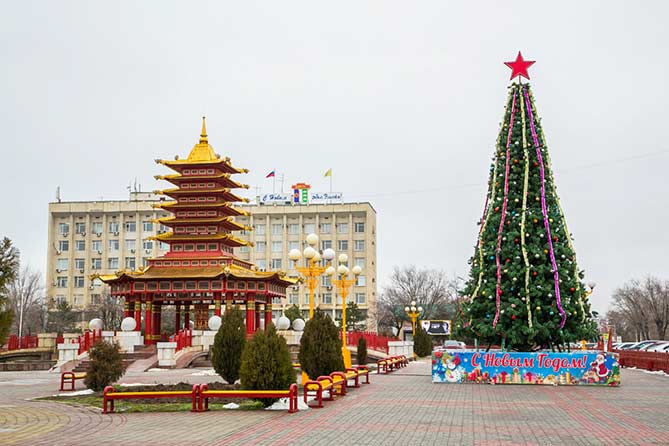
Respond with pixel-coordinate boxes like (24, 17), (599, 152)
(211, 307), (246, 384)
(356, 336), (367, 365)
(298, 310), (344, 379)
(413, 325), (433, 357)
(84, 340), (125, 391)
(283, 304), (302, 324)
(239, 323), (296, 407)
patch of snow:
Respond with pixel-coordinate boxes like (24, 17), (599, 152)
(622, 366), (669, 377)
(265, 397), (310, 411)
(190, 369), (217, 376)
(56, 389), (94, 397)
(222, 402), (239, 409)
(147, 368), (169, 372)
(119, 383), (145, 387)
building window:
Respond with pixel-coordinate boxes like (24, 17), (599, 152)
(196, 244), (206, 251)
(256, 259), (266, 270)
(239, 246), (249, 253)
(109, 239), (119, 251)
(304, 223), (315, 234)
(74, 258), (85, 270)
(75, 240), (85, 251)
(336, 223), (349, 234)
(91, 294), (101, 305)
(321, 240), (332, 250)
(271, 241), (282, 253)
(256, 242), (266, 253)
(73, 294), (83, 306)
(321, 275), (332, 287)
(125, 257), (136, 269)
(271, 224), (283, 235)
(125, 239), (136, 251)
(303, 294), (310, 305)
(320, 223), (331, 234)
(143, 240), (153, 250)
(355, 275), (366, 286)
(355, 293), (366, 304)
(255, 224), (266, 235)
(91, 278), (103, 287)
(287, 224), (299, 234)
(354, 240), (365, 252)
(354, 222), (365, 233)
(74, 276), (85, 288)
(91, 258), (102, 269)
(142, 221), (153, 232)
(58, 240), (69, 252)
(321, 293), (332, 304)
(91, 240), (102, 252)
(56, 258), (68, 271)
(271, 258), (282, 269)
(288, 293), (299, 305)
(354, 257), (365, 268)
(158, 242), (169, 250)
(56, 277), (67, 288)
(109, 221), (119, 233)
(125, 221), (136, 232)
(207, 243), (218, 251)
(142, 257), (150, 267)
(75, 222), (86, 234)
(337, 240), (348, 251)
(58, 222), (70, 235)
(288, 241), (299, 251)
(108, 257), (119, 269)
(92, 222), (103, 235)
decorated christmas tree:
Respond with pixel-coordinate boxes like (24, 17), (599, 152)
(455, 53), (598, 351)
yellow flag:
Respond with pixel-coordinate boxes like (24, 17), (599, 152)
(324, 168), (332, 177)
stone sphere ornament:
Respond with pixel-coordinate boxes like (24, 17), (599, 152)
(276, 316), (291, 330)
(208, 315), (222, 331)
(89, 318), (103, 331)
(292, 318), (305, 331)
(121, 317), (137, 332)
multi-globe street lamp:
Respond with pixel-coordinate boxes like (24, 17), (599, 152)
(404, 300), (424, 337)
(288, 233), (335, 319)
(326, 253), (362, 368)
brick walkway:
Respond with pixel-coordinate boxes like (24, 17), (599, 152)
(0, 361), (668, 445)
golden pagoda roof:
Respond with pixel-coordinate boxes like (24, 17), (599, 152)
(149, 232), (252, 247)
(152, 201), (249, 216)
(156, 118), (249, 171)
(155, 216), (251, 231)
(154, 187), (249, 203)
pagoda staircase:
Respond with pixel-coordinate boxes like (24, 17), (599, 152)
(72, 345), (157, 373)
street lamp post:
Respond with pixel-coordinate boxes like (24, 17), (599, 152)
(288, 233), (335, 320)
(404, 300), (424, 337)
(326, 253), (362, 369)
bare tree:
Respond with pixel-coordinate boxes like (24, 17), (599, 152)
(8, 266), (44, 337)
(610, 277), (669, 341)
(87, 287), (124, 331)
(378, 266), (456, 336)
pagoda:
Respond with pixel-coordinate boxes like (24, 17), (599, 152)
(97, 118), (296, 344)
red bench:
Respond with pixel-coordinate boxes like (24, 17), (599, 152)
(377, 355), (408, 374)
(303, 374), (344, 408)
(198, 383), (299, 413)
(60, 372), (86, 391)
(344, 366), (370, 388)
(102, 385), (199, 414)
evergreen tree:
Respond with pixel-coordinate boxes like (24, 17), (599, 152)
(283, 304), (302, 324)
(84, 340), (125, 391)
(337, 301), (366, 332)
(210, 307), (246, 384)
(239, 323), (296, 407)
(0, 237), (19, 346)
(298, 310), (344, 378)
(413, 325), (432, 357)
(455, 82), (597, 350)
(356, 336), (367, 365)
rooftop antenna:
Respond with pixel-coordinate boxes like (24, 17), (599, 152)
(56, 186), (61, 203)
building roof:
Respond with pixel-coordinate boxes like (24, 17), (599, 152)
(152, 201), (249, 216)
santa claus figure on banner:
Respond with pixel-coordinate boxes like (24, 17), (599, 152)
(591, 354), (609, 383)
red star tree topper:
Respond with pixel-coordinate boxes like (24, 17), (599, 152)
(504, 51), (535, 81)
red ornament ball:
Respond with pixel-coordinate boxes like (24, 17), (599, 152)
(512, 315), (516, 320)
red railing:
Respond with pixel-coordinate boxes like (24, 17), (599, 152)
(169, 329), (192, 352)
(76, 329), (102, 355)
(345, 331), (394, 354)
(5, 335), (38, 351)
(614, 349), (669, 374)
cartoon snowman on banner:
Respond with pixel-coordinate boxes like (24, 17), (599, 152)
(445, 354), (464, 383)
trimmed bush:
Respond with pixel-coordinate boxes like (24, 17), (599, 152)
(298, 310), (344, 379)
(84, 340), (125, 391)
(413, 324), (433, 357)
(357, 336), (367, 365)
(239, 323), (295, 407)
(283, 304), (302, 324)
(211, 307), (246, 384)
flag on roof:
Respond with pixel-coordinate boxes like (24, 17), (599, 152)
(266, 170), (276, 178)
(324, 168), (332, 177)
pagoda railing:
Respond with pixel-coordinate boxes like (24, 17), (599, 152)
(344, 331), (393, 354)
(169, 329), (192, 352)
(75, 329), (102, 355)
(4, 335), (39, 351)
(614, 349), (669, 374)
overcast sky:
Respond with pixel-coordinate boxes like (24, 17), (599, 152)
(1, 1), (668, 315)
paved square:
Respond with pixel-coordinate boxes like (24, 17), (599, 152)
(0, 361), (667, 445)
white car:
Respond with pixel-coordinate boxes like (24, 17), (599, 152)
(645, 342), (669, 352)
(441, 340), (466, 349)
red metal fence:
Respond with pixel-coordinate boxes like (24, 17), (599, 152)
(169, 329), (192, 352)
(5, 335), (38, 351)
(345, 331), (394, 354)
(76, 329), (103, 355)
(614, 349), (669, 374)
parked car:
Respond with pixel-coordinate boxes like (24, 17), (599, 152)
(645, 342), (669, 352)
(441, 340), (466, 349)
(628, 340), (662, 350)
(615, 342), (637, 350)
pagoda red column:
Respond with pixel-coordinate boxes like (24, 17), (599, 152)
(175, 302), (181, 333)
(153, 302), (162, 341)
(265, 300), (273, 329)
(134, 298), (141, 332)
(255, 303), (262, 331)
(246, 293), (256, 335)
(124, 299), (131, 318)
(214, 292), (222, 317)
(184, 303), (190, 331)
(145, 295), (153, 345)
(225, 291), (233, 312)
